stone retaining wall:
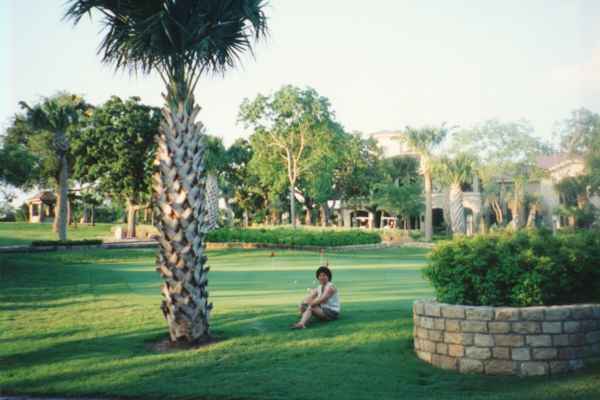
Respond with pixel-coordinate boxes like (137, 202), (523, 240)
(413, 299), (600, 376)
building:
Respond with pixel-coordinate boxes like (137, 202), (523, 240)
(338, 131), (597, 233)
(26, 191), (56, 223)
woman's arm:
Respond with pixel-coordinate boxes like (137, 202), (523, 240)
(310, 285), (336, 306)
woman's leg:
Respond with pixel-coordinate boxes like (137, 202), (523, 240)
(293, 305), (327, 329)
(310, 305), (328, 321)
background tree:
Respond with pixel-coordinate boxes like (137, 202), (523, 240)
(17, 93), (90, 240)
(434, 154), (476, 235)
(451, 119), (551, 229)
(204, 135), (227, 230)
(0, 141), (38, 189)
(372, 156), (423, 229)
(557, 108), (600, 196)
(223, 139), (262, 227)
(297, 122), (346, 226)
(72, 96), (160, 238)
(65, 0), (267, 343)
(239, 85), (338, 228)
(247, 130), (289, 224)
(399, 125), (449, 240)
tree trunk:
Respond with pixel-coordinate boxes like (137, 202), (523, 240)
(91, 204), (95, 226)
(56, 156), (69, 241)
(449, 183), (465, 235)
(205, 173), (220, 231)
(510, 195), (524, 229)
(424, 171), (433, 241)
(526, 205), (537, 228)
(126, 199), (137, 239)
(290, 183), (296, 228)
(67, 198), (72, 226)
(320, 203), (329, 227)
(243, 210), (249, 227)
(305, 207), (312, 225)
(154, 84), (211, 343)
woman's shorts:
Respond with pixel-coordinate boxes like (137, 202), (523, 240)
(301, 303), (339, 320)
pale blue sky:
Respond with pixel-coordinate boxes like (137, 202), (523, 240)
(1, 0), (600, 147)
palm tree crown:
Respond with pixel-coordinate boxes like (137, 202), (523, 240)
(65, 0), (267, 94)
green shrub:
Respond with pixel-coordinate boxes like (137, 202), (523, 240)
(423, 229), (600, 306)
(206, 227), (380, 247)
(31, 239), (104, 247)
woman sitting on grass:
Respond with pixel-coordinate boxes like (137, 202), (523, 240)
(292, 266), (341, 329)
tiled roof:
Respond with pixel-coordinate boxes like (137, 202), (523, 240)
(536, 154), (583, 170)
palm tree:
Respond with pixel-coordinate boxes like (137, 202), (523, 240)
(435, 154), (475, 236)
(399, 125), (449, 241)
(65, 0), (267, 343)
(204, 135), (227, 231)
(19, 93), (89, 241)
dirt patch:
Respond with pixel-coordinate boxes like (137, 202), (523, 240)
(147, 334), (223, 353)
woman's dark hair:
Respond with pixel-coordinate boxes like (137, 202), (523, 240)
(315, 266), (332, 281)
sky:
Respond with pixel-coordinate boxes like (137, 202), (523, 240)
(2, 0), (600, 145)
(1, 1), (600, 156)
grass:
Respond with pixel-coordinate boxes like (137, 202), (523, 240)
(0, 222), (114, 246)
(1, 247), (599, 400)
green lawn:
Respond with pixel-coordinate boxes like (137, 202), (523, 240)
(1, 247), (599, 400)
(0, 222), (114, 246)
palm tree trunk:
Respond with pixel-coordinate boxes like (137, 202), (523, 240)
(205, 173), (220, 231)
(526, 205), (537, 228)
(56, 155), (69, 241)
(449, 183), (465, 235)
(154, 85), (211, 343)
(424, 171), (433, 241)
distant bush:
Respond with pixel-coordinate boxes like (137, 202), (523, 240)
(423, 229), (600, 307)
(206, 227), (381, 247)
(31, 239), (103, 247)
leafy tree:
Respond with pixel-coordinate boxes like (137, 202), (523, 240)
(247, 130), (289, 224)
(0, 141), (38, 188)
(65, 0), (267, 343)
(239, 85), (339, 228)
(72, 96), (160, 238)
(557, 108), (600, 196)
(17, 93), (90, 240)
(223, 139), (263, 226)
(371, 156), (423, 229)
(335, 133), (383, 202)
(399, 125), (449, 240)
(434, 154), (476, 235)
(297, 121), (346, 226)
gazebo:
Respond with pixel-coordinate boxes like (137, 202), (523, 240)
(26, 191), (56, 223)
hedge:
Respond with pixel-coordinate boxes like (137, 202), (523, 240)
(31, 239), (104, 247)
(205, 227), (381, 247)
(423, 229), (600, 307)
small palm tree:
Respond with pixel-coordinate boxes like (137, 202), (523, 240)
(434, 154), (475, 236)
(399, 125), (449, 241)
(65, 0), (267, 343)
(19, 93), (89, 241)
(204, 135), (227, 231)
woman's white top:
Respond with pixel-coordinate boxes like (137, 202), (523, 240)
(317, 282), (341, 313)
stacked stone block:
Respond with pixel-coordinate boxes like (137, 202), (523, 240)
(413, 300), (600, 376)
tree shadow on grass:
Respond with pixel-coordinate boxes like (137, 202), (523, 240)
(2, 301), (600, 400)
